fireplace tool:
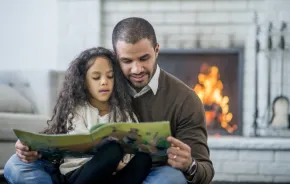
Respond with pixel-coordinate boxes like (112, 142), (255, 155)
(269, 22), (290, 129)
(258, 22), (274, 129)
(253, 25), (260, 137)
(253, 19), (274, 136)
(253, 12), (261, 137)
(266, 23), (273, 128)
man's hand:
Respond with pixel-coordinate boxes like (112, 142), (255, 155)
(15, 140), (41, 163)
(167, 136), (192, 172)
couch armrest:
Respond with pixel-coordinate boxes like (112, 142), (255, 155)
(0, 112), (49, 141)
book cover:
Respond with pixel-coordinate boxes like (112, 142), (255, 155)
(13, 121), (171, 162)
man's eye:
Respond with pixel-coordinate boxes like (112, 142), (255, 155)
(140, 57), (148, 61)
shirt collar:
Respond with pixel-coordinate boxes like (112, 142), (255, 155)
(148, 64), (160, 95)
(128, 65), (160, 97)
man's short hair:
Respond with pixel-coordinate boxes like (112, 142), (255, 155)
(112, 17), (157, 51)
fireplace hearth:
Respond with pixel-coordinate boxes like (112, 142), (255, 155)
(158, 48), (244, 136)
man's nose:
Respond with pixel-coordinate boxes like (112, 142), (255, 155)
(131, 62), (143, 74)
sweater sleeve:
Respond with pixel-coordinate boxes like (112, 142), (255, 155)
(176, 91), (214, 184)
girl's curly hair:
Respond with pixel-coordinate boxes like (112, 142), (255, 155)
(43, 47), (136, 134)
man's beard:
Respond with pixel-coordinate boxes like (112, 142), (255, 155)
(128, 62), (157, 91)
(129, 72), (150, 90)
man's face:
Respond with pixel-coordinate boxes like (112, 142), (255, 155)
(115, 39), (159, 89)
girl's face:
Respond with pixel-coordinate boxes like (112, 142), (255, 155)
(85, 57), (114, 105)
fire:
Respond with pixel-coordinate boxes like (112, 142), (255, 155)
(193, 64), (237, 133)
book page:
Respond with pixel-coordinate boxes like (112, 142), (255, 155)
(13, 129), (93, 159)
(90, 122), (171, 161)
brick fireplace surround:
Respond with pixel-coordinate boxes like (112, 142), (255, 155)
(55, 0), (290, 183)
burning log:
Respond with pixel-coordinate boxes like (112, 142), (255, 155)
(193, 64), (237, 133)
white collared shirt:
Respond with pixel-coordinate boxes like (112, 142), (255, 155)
(129, 65), (160, 98)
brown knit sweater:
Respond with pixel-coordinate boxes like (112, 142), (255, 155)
(132, 69), (214, 184)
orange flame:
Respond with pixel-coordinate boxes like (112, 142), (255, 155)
(193, 64), (237, 133)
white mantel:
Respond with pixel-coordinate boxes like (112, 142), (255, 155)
(208, 136), (290, 182)
(208, 136), (290, 150)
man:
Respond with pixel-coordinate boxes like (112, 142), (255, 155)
(111, 17), (214, 184)
(4, 17), (214, 184)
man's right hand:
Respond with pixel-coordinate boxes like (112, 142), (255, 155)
(15, 139), (41, 163)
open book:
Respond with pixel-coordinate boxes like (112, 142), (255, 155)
(13, 121), (171, 162)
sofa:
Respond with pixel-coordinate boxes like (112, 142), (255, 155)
(0, 72), (50, 176)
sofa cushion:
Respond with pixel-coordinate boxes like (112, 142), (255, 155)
(0, 84), (34, 113)
(0, 142), (15, 169)
(0, 112), (48, 141)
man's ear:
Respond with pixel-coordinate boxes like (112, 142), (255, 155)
(155, 43), (160, 58)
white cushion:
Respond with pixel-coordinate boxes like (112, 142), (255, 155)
(0, 84), (34, 113)
(0, 112), (48, 141)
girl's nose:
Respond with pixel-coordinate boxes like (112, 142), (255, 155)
(100, 77), (108, 85)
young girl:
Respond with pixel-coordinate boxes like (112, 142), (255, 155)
(43, 47), (151, 184)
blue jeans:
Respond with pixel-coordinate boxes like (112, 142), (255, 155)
(143, 166), (187, 184)
(4, 154), (186, 184)
(4, 154), (56, 184)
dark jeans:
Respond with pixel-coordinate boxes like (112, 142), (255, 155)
(65, 141), (152, 184)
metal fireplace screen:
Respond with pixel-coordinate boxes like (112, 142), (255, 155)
(158, 49), (243, 136)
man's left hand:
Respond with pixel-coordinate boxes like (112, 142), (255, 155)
(167, 136), (192, 172)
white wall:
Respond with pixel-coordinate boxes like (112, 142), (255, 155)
(0, 0), (102, 115)
(0, 0), (58, 115)
(0, 0), (58, 70)
(102, 0), (264, 49)
(57, 0), (102, 70)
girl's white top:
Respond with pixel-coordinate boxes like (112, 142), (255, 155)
(59, 103), (137, 175)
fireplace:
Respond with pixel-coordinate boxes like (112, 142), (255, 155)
(158, 49), (244, 136)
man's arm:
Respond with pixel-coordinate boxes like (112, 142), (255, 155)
(175, 91), (214, 184)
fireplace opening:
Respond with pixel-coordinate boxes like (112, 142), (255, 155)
(193, 64), (237, 134)
(158, 49), (243, 136)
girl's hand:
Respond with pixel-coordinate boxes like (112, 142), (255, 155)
(15, 139), (41, 163)
(116, 161), (127, 171)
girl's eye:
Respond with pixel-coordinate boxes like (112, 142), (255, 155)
(93, 77), (100, 80)
(107, 75), (114, 79)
